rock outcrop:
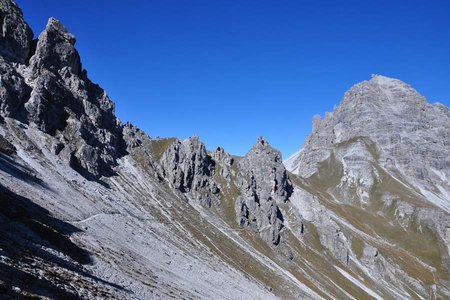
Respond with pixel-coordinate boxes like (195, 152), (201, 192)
(0, 60), (31, 118)
(0, 1), (32, 118)
(2, 1), (450, 298)
(159, 136), (219, 207)
(211, 146), (234, 180)
(0, 0), (33, 63)
(235, 137), (292, 245)
(29, 17), (81, 76)
(288, 75), (450, 210)
(25, 17), (127, 179)
(286, 74), (450, 296)
(0, 4), (128, 180)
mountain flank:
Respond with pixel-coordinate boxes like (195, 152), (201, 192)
(1, 1), (450, 299)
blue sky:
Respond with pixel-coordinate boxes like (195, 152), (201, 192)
(18, 1), (450, 158)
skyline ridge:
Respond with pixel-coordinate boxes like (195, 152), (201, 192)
(16, 0), (450, 157)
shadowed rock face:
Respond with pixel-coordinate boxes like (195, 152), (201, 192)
(0, 1), (32, 118)
(0, 3), (128, 180)
(235, 137), (292, 245)
(0, 0), (33, 63)
(0, 179), (131, 299)
(2, 1), (450, 299)
(25, 17), (127, 180)
(0, 61), (31, 118)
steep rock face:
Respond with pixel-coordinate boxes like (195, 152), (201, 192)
(0, 1), (32, 118)
(288, 75), (450, 210)
(159, 136), (219, 207)
(122, 122), (146, 149)
(328, 137), (380, 206)
(29, 17), (80, 76)
(2, 1), (450, 298)
(235, 137), (292, 245)
(0, 6), (127, 180)
(286, 75), (450, 297)
(25, 18), (126, 179)
(211, 146), (233, 180)
(0, 60), (30, 118)
(0, 0), (33, 63)
(288, 188), (352, 264)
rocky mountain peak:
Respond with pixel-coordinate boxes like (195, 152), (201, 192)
(369, 73), (420, 94)
(235, 137), (292, 245)
(0, 0), (33, 63)
(335, 75), (426, 123)
(45, 17), (73, 39)
(211, 146), (233, 165)
(30, 17), (81, 76)
(248, 136), (282, 163)
(2, 2), (450, 298)
(287, 74), (450, 210)
(0, 3), (127, 181)
(159, 137), (219, 206)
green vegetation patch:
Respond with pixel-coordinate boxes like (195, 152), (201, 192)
(147, 138), (177, 160)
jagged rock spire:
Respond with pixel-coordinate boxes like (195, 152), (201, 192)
(0, 1), (129, 180)
(30, 17), (81, 76)
(235, 137), (292, 245)
(159, 136), (219, 207)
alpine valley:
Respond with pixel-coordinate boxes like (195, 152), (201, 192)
(0, 1), (449, 299)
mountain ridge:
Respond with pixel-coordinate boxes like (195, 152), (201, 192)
(1, 1), (450, 299)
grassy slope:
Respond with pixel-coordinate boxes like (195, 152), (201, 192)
(128, 135), (449, 299)
(296, 137), (449, 298)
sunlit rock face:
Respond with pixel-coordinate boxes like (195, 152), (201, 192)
(159, 136), (219, 207)
(235, 137), (292, 245)
(0, 5), (127, 180)
(1, 0), (450, 298)
(288, 75), (450, 210)
(286, 75), (450, 297)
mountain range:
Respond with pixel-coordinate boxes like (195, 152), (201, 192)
(0, 1), (449, 299)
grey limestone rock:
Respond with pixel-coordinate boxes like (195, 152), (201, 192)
(289, 75), (450, 194)
(0, 58), (31, 117)
(0, 8), (127, 180)
(235, 137), (292, 245)
(287, 76), (450, 238)
(212, 146), (233, 165)
(211, 146), (233, 179)
(23, 18), (126, 179)
(286, 75), (450, 292)
(122, 122), (146, 149)
(0, 0), (32, 117)
(29, 17), (81, 76)
(159, 136), (219, 207)
(0, 0), (33, 63)
(362, 243), (379, 264)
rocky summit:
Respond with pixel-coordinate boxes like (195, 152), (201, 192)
(0, 1), (449, 299)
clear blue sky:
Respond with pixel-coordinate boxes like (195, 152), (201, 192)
(17, 0), (450, 158)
